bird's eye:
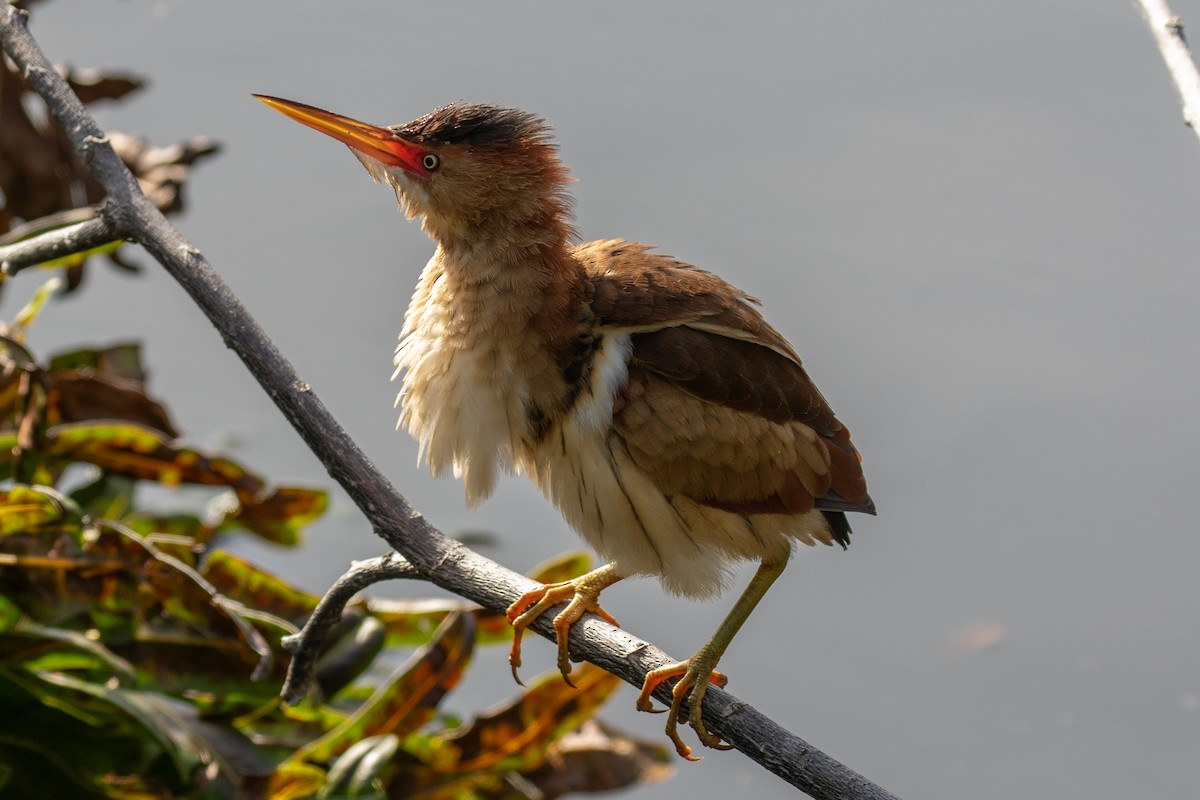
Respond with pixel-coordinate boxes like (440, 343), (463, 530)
(422, 153), (441, 171)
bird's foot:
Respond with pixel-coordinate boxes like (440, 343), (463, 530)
(636, 655), (731, 761)
(505, 564), (621, 686)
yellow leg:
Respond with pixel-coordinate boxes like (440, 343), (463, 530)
(506, 562), (623, 686)
(636, 558), (786, 760)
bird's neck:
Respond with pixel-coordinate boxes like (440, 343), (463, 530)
(425, 216), (580, 329)
(414, 200), (584, 349)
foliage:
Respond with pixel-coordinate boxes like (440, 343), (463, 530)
(0, 290), (672, 798)
(0, 3), (673, 796)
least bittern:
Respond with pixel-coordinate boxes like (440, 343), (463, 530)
(257, 95), (875, 759)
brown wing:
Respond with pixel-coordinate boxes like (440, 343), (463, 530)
(578, 239), (874, 523)
(577, 239), (757, 331)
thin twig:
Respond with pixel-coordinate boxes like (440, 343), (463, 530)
(0, 8), (899, 798)
(280, 552), (419, 704)
(1136, 0), (1200, 138)
(0, 212), (121, 276)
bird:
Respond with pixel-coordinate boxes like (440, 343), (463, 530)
(256, 94), (875, 759)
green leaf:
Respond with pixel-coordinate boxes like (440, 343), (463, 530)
(366, 598), (469, 649)
(0, 669), (154, 799)
(0, 595), (21, 631)
(130, 544), (274, 678)
(22, 670), (249, 797)
(125, 513), (208, 540)
(37, 671), (208, 779)
(5, 619), (137, 683)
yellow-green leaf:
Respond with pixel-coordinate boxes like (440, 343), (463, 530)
(268, 762), (327, 800)
(528, 551), (593, 585)
(0, 484), (82, 537)
(221, 486), (328, 546)
(46, 422), (264, 494)
(437, 662), (620, 773)
(201, 549), (321, 624)
(8, 277), (63, 339)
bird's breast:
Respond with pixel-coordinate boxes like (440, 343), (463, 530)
(393, 258), (612, 507)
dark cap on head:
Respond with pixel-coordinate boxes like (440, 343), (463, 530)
(396, 104), (550, 149)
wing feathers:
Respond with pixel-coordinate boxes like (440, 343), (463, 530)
(629, 326), (840, 434)
(581, 238), (874, 525)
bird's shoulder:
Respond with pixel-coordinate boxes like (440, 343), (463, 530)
(571, 238), (836, 431)
(573, 238), (750, 326)
(573, 238), (798, 356)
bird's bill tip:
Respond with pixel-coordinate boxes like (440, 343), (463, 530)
(253, 94), (426, 174)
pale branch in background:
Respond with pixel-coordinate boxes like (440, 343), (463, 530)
(1136, 0), (1200, 139)
(0, 7), (900, 799)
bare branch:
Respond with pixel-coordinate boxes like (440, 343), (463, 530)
(1136, 0), (1200, 139)
(0, 8), (900, 798)
(280, 552), (419, 704)
(0, 211), (121, 276)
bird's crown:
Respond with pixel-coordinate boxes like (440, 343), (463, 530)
(396, 104), (551, 150)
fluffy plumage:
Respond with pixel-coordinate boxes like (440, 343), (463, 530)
(259, 95), (874, 757)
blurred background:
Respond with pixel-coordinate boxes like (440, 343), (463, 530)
(11, 1), (1200, 797)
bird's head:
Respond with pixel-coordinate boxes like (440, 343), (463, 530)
(256, 95), (573, 246)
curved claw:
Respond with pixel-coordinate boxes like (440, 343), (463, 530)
(503, 566), (621, 685)
(508, 633), (527, 686)
(636, 659), (731, 760)
(507, 584), (560, 685)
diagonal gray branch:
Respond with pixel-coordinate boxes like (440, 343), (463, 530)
(1136, 0), (1200, 139)
(0, 7), (899, 798)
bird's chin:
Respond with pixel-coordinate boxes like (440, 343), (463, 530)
(393, 187), (429, 223)
(353, 151), (430, 221)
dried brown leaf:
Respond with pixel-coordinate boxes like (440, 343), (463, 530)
(58, 65), (145, 105)
(48, 342), (147, 384)
(47, 370), (178, 437)
(109, 132), (220, 215)
(519, 720), (674, 799)
(442, 662), (621, 773)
